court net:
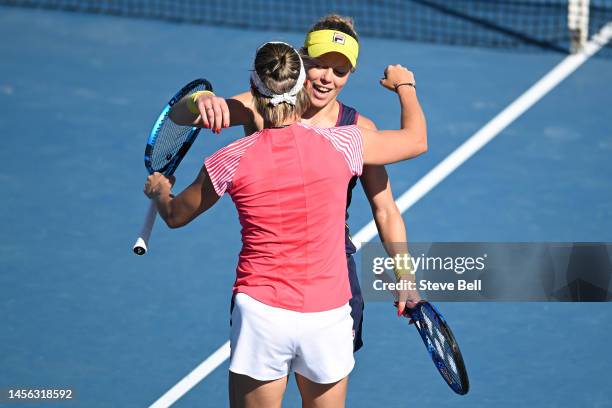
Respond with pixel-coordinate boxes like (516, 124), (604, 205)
(1, 0), (611, 56)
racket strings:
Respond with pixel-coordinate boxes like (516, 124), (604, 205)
(149, 83), (211, 173)
(420, 307), (462, 384)
(150, 119), (188, 172)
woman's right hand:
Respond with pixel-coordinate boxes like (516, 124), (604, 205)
(379, 64), (415, 93)
(144, 172), (175, 199)
(194, 92), (231, 134)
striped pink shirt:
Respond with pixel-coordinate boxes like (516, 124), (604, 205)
(205, 123), (363, 312)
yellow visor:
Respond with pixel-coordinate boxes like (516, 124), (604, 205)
(304, 29), (359, 68)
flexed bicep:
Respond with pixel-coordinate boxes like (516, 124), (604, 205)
(361, 127), (426, 165)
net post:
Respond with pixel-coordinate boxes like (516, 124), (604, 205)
(568, 0), (590, 53)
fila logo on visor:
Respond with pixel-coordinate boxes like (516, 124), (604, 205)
(332, 32), (346, 45)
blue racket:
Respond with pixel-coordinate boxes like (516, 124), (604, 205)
(132, 78), (213, 255)
(403, 301), (470, 395)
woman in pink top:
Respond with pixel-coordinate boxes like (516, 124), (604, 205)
(171, 16), (427, 354)
(145, 42), (426, 408)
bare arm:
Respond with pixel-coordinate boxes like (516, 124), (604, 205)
(361, 167), (408, 249)
(361, 65), (427, 165)
(358, 116), (419, 310)
(143, 166), (220, 228)
(169, 90), (257, 132)
(358, 116), (409, 248)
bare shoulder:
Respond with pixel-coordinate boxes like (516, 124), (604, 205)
(232, 91), (254, 106)
(356, 114), (388, 181)
(356, 114), (378, 130)
(229, 91), (264, 131)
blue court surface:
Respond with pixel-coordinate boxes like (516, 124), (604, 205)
(1, 5), (612, 408)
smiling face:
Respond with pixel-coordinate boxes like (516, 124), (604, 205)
(306, 52), (352, 109)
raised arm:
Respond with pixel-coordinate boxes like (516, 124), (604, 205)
(169, 90), (258, 133)
(143, 165), (220, 229)
(361, 65), (427, 165)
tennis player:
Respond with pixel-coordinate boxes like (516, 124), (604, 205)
(147, 42), (425, 408)
(170, 15), (426, 349)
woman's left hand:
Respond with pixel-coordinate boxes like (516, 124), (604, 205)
(379, 64), (415, 92)
(397, 286), (421, 317)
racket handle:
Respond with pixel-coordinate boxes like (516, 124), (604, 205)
(133, 200), (157, 255)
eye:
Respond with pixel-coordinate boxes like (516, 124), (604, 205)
(333, 69), (349, 77)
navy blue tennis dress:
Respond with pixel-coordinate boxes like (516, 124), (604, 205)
(336, 102), (365, 352)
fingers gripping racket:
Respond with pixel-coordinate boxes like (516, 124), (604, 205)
(403, 301), (470, 395)
(132, 78), (213, 255)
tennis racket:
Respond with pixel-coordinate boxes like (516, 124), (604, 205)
(132, 78), (213, 255)
(403, 301), (470, 395)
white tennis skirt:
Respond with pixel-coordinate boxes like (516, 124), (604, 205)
(229, 292), (355, 384)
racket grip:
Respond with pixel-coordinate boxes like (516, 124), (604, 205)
(133, 200), (157, 255)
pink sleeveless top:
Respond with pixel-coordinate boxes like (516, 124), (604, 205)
(204, 123), (363, 312)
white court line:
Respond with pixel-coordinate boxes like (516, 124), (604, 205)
(353, 21), (612, 249)
(148, 22), (612, 408)
(149, 342), (231, 408)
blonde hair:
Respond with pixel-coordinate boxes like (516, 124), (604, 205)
(308, 14), (359, 42)
(251, 43), (310, 127)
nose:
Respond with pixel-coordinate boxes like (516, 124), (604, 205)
(321, 67), (333, 83)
